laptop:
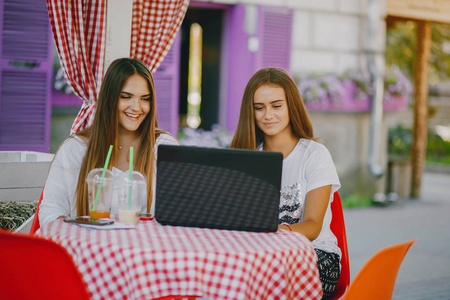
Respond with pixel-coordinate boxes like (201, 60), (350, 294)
(155, 145), (283, 232)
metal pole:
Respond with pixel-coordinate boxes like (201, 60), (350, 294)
(366, 0), (384, 178)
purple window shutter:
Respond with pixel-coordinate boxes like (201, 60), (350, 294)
(256, 5), (293, 71)
(153, 34), (181, 137)
(0, 0), (52, 152)
(224, 5), (293, 132)
(225, 4), (256, 132)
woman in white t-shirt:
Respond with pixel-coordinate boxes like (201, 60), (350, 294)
(230, 67), (341, 299)
(39, 58), (178, 226)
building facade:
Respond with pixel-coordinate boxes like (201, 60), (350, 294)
(1, 0), (391, 198)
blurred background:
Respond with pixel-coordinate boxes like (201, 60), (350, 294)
(2, 0), (449, 205)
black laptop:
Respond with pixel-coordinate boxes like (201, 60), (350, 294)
(155, 145), (283, 232)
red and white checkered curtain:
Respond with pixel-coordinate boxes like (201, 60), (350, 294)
(47, 0), (106, 134)
(131, 0), (189, 74)
(47, 0), (188, 133)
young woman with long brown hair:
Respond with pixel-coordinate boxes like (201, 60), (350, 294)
(39, 58), (178, 225)
(230, 67), (341, 299)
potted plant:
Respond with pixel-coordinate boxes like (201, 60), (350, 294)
(296, 66), (412, 112)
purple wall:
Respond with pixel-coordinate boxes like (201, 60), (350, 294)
(225, 5), (257, 132)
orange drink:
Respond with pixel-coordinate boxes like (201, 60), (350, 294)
(90, 211), (110, 219)
(86, 168), (114, 220)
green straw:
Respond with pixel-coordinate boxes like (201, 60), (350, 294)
(128, 147), (134, 208)
(92, 145), (113, 211)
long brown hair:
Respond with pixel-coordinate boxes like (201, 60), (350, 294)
(75, 58), (167, 215)
(230, 67), (316, 149)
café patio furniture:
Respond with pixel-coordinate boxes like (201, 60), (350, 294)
(329, 192), (350, 299)
(36, 217), (323, 299)
(342, 239), (417, 300)
(0, 229), (90, 300)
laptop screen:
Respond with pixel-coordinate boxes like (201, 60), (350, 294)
(155, 145), (283, 232)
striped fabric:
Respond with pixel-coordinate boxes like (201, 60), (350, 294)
(131, 0), (189, 74)
(47, 0), (189, 133)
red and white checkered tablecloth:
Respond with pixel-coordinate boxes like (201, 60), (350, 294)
(37, 218), (323, 300)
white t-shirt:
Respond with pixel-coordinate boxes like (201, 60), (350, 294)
(260, 138), (341, 256)
(39, 133), (178, 226)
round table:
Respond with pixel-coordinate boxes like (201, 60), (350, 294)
(37, 218), (322, 300)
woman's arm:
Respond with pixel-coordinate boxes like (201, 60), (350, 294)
(279, 185), (331, 241)
(39, 137), (86, 226)
(156, 133), (180, 146)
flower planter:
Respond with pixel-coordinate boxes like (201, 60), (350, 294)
(383, 95), (408, 111)
(304, 81), (408, 112)
(304, 99), (334, 111)
(299, 66), (411, 113)
(330, 81), (370, 111)
(305, 81), (370, 112)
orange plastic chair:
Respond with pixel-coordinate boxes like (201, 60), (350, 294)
(329, 191), (351, 300)
(30, 186), (44, 235)
(0, 229), (90, 300)
(342, 239), (417, 300)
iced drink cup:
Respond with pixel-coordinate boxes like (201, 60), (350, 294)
(86, 168), (114, 219)
(118, 171), (147, 225)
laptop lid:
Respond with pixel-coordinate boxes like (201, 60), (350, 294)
(155, 145), (282, 232)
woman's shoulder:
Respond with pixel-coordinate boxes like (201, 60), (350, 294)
(75, 134), (89, 144)
(156, 132), (180, 146)
(299, 138), (331, 156)
(51, 135), (87, 167)
(55, 135), (87, 156)
(300, 138), (326, 149)
(60, 134), (87, 148)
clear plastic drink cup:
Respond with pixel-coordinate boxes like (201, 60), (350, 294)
(117, 171), (147, 225)
(86, 168), (115, 219)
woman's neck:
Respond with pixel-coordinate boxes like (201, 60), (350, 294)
(118, 130), (140, 150)
(263, 132), (299, 159)
(115, 131), (140, 171)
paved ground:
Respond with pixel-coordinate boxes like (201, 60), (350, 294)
(343, 171), (450, 299)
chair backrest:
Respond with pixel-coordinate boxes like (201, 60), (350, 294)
(0, 229), (90, 300)
(30, 186), (44, 234)
(342, 239), (417, 300)
(329, 191), (350, 300)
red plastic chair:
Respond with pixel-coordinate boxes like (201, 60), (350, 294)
(30, 186), (44, 235)
(0, 229), (91, 300)
(342, 239), (417, 300)
(329, 191), (350, 300)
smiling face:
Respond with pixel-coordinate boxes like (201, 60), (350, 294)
(253, 84), (291, 139)
(118, 74), (151, 134)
